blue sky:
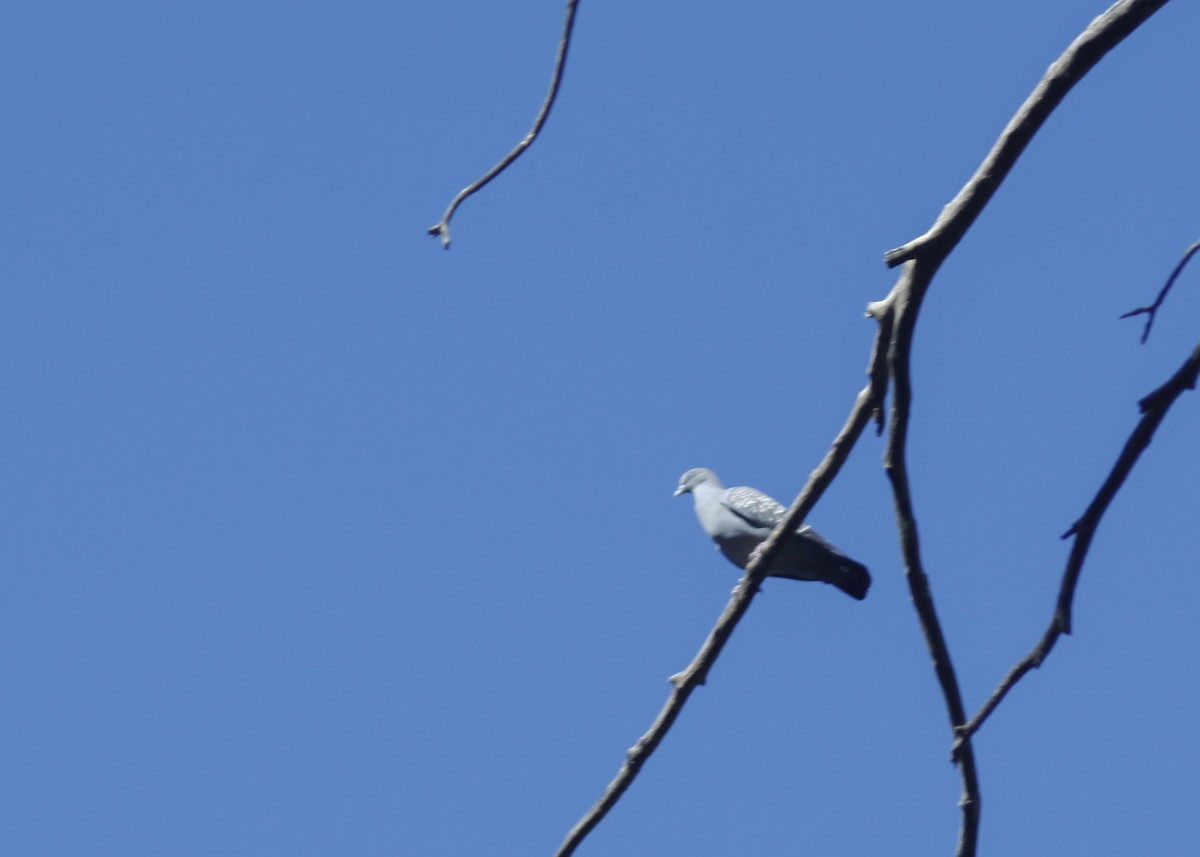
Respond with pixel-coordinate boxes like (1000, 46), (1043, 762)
(3, 2), (1198, 855)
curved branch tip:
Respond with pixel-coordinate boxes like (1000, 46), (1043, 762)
(427, 222), (451, 249)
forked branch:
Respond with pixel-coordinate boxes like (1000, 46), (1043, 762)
(868, 6), (1170, 854)
(541, 2), (1172, 855)
(1121, 238), (1200, 343)
(953, 245), (1200, 758)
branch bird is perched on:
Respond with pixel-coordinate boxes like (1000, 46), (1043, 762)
(674, 468), (871, 600)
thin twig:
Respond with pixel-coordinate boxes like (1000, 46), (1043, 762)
(865, 298), (895, 433)
(554, 326), (890, 857)
(880, 266), (981, 857)
(1120, 238), (1200, 343)
(427, 0), (581, 249)
(883, 0), (1171, 269)
(953, 312), (1200, 761)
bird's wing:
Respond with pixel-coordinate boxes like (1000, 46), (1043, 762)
(720, 486), (787, 530)
(795, 524), (837, 549)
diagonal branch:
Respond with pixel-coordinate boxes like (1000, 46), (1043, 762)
(1120, 238), (1200, 343)
(554, 322), (891, 857)
(884, 0), (1170, 269)
(953, 312), (1200, 760)
(878, 266), (982, 857)
(427, 0), (581, 250)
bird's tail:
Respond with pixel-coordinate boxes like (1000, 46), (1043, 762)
(824, 557), (871, 601)
(774, 527), (872, 600)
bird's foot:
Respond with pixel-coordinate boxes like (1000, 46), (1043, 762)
(733, 576), (763, 596)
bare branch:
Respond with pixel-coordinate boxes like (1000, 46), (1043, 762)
(878, 265), (982, 857)
(863, 11), (1173, 852)
(427, 0), (581, 250)
(884, 0), (1170, 269)
(865, 298), (895, 433)
(554, 324), (889, 857)
(863, 16), (1174, 845)
(953, 302), (1200, 760)
(551, 4), (1171, 854)
(1121, 238), (1200, 343)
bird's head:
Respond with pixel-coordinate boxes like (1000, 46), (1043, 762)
(674, 467), (720, 497)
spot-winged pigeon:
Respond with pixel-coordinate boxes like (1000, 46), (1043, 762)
(674, 467), (870, 600)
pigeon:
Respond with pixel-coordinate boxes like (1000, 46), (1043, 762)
(674, 467), (870, 600)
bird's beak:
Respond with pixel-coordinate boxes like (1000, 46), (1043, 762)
(673, 485), (688, 497)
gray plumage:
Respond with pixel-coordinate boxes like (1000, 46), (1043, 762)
(674, 467), (870, 600)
